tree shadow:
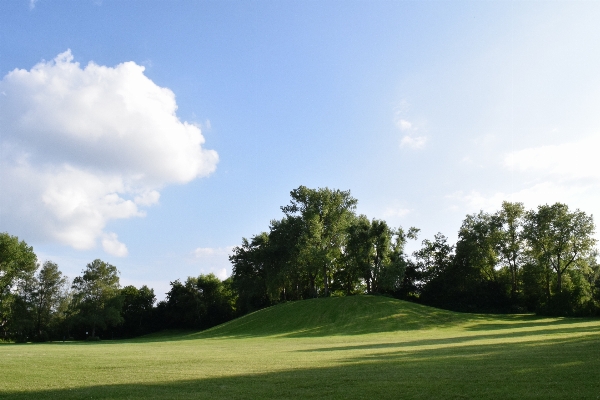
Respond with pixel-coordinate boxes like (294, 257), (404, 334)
(298, 323), (600, 354)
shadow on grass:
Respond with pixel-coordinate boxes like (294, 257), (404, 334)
(2, 334), (599, 399)
(297, 323), (600, 354)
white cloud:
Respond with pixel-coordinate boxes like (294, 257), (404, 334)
(449, 133), (600, 219)
(504, 134), (600, 182)
(0, 50), (218, 253)
(29, 0), (38, 10)
(102, 233), (128, 257)
(400, 135), (428, 149)
(396, 119), (412, 131)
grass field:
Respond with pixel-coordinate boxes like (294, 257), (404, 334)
(2, 296), (600, 399)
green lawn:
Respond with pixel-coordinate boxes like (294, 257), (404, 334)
(2, 296), (600, 399)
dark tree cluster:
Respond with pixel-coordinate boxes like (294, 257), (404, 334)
(0, 234), (235, 341)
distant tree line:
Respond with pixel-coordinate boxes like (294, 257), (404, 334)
(1, 186), (599, 342)
(0, 234), (233, 342)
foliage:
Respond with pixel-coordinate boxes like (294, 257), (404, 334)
(0, 233), (38, 340)
(231, 186), (417, 313)
(158, 273), (235, 330)
(119, 285), (156, 337)
(71, 259), (123, 337)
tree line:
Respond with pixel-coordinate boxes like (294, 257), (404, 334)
(2, 186), (599, 341)
(231, 187), (600, 315)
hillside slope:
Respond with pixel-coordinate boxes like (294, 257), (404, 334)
(199, 295), (474, 338)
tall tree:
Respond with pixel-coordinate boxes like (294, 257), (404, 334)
(162, 274), (235, 330)
(344, 215), (375, 293)
(120, 285), (155, 337)
(415, 233), (455, 308)
(496, 202), (526, 300)
(523, 203), (596, 294)
(230, 233), (272, 314)
(33, 261), (68, 340)
(0, 233), (37, 339)
(71, 259), (123, 338)
(282, 186), (357, 297)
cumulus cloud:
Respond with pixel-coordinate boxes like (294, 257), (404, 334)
(102, 233), (129, 257)
(0, 50), (218, 254)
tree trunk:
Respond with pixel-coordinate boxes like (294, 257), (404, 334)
(323, 264), (329, 297)
(545, 267), (551, 299)
(511, 264), (517, 299)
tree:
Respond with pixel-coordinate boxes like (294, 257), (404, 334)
(71, 259), (123, 338)
(415, 233), (455, 308)
(496, 202), (526, 300)
(523, 203), (596, 294)
(162, 274), (235, 330)
(33, 261), (68, 340)
(344, 215), (375, 293)
(120, 285), (155, 337)
(282, 186), (358, 297)
(0, 233), (37, 339)
(231, 233), (272, 314)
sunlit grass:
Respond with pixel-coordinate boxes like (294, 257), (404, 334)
(1, 296), (599, 399)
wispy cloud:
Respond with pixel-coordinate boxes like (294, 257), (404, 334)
(191, 246), (235, 280)
(383, 206), (411, 218)
(400, 135), (428, 149)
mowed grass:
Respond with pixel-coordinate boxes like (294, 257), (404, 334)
(2, 296), (600, 399)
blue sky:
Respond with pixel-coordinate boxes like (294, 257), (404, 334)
(2, 1), (600, 299)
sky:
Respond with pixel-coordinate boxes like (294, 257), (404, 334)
(2, 1), (600, 300)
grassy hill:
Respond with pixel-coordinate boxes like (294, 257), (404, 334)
(2, 296), (600, 399)
(199, 295), (469, 338)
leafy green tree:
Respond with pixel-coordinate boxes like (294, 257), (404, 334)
(162, 274), (235, 330)
(496, 202), (526, 300)
(0, 233), (37, 339)
(344, 215), (374, 293)
(120, 285), (155, 337)
(71, 259), (123, 338)
(415, 233), (455, 308)
(523, 203), (596, 294)
(230, 233), (272, 314)
(343, 217), (418, 295)
(378, 226), (419, 295)
(282, 186), (357, 297)
(32, 261), (68, 340)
